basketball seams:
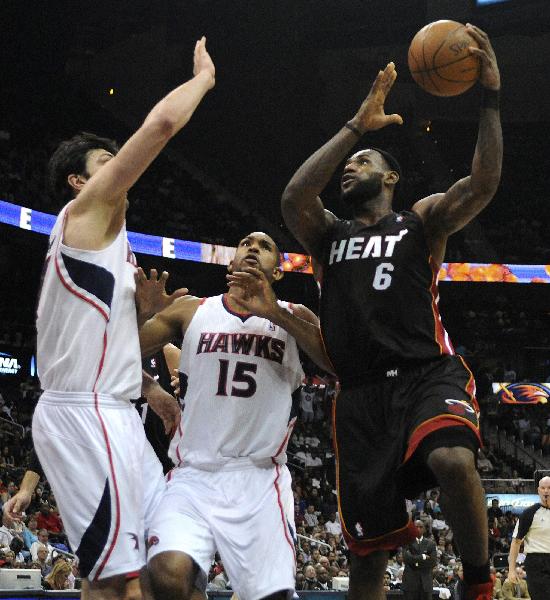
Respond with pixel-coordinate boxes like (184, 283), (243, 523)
(409, 53), (479, 75)
(432, 24), (464, 70)
(433, 26), (479, 85)
(409, 20), (480, 96)
(421, 24), (441, 95)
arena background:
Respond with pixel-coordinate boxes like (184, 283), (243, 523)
(1, 0), (550, 596)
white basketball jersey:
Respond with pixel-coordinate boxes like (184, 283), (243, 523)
(169, 294), (304, 469)
(36, 203), (142, 399)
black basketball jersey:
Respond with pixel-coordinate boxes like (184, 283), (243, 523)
(136, 351), (175, 473)
(319, 210), (454, 385)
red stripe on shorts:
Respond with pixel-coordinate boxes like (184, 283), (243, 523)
(404, 415), (482, 464)
(92, 331), (122, 580)
(271, 461), (296, 563)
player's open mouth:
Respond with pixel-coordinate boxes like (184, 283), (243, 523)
(341, 175), (355, 186)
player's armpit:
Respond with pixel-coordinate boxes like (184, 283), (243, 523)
(280, 192), (334, 259)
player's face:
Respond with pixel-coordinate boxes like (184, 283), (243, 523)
(340, 150), (386, 206)
(230, 232), (281, 281)
(83, 149), (129, 208)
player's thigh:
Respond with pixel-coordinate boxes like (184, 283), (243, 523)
(146, 469), (216, 581)
(215, 466), (296, 600)
(33, 398), (146, 580)
(81, 573), (126, 600)
(141, 438), (166, 536)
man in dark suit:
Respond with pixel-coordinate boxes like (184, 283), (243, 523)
(402, 520), (438, 600)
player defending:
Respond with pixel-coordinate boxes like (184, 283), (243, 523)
(31, 39), (215, 599)
(281, 25), (501, 600)
(138, 232), (333, 600)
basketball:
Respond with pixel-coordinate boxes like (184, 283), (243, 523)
(408, 20), (481, 97)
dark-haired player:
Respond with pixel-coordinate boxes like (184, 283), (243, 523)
(281, 25), (501, 600)
(31, 38), (215, 599)
(139, 231), (333, 600)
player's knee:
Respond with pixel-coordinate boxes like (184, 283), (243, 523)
(427, 446), (476, 484)
(122, 578), (142, 600)
(148, 552), (195, 600)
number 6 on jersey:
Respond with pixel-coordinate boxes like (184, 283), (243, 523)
(373, 262), (394, 290)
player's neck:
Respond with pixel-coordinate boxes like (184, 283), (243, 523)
(225, 289), (251, 314)
(353, 197), (393, 226)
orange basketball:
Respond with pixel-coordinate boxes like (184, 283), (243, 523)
(408, 20), (480, 97)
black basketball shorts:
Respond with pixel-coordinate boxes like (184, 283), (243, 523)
(332, 354), (481, 556)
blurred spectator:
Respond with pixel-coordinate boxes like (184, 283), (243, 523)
(43, 558), (71, 590)
(30, 529), (54, 561)
(22, 515), (39, 551)
(325, 512), (342, 536)
(302, 565), (321, 591)
(34, 545), (51, 576)
(488, 499), (504, 521)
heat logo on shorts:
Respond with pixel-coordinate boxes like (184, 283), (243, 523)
(444, 399), (475, 416)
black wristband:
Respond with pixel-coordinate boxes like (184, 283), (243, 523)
(345, 121), (363, 138)
(482, 88), (499, 110)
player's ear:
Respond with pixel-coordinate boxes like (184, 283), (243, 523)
(227, 260), (234, 275)
(272, 267), (284, 282)
(385, 170), (399, 186)
(67, 173), (87, 194)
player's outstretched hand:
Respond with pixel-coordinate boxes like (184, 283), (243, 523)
(2, 490), (32, 524)
(135, 267), (188, 323)
(145, 383), (181, 436)
(465, 24), (500, 91)
(226, 267), (279, 320)
(350, 62), (403, 134)
(193, 36), (215, 89)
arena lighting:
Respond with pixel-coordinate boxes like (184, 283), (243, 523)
(1, 199), (550, 282)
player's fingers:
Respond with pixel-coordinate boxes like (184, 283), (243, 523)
(387, 113), (403, 126)
(239, 267), (264, 278)
(466, 23), (489, 39)
(468, 47), (492, 65)
(160, 271), (169, 283)
(149, 268), (158, 281)
(465, 25), (489, 48)
(171, 287), (189, 300)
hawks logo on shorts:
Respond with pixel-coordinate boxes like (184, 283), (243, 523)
(147, 536), (159, 548)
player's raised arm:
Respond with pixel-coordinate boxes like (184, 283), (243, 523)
(413, 25), (502, 263)
(281, 62), (402, 258)
(68, 38), (215, 238)
(139, 296), (201, 358)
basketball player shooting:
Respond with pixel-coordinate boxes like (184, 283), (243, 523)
(138, 231), (333, 600)
(28, 38), (215, 600)
(281, 25), (501, 600)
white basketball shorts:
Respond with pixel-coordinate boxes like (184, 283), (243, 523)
(32, 391), (165, 581)
(147, 461), (296, 600)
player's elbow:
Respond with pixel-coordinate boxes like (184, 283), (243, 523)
(281, 183), (303, 212)
(142, 115), (177, 144)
